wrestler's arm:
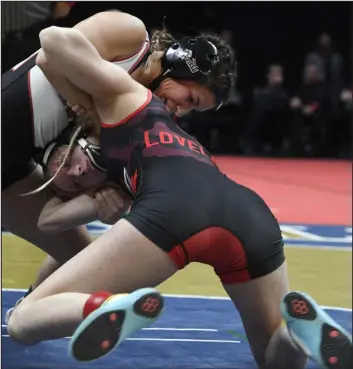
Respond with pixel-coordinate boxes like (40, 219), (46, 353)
(36, 11), (146, 108)
(38, 194), (98, 234)
(38, 185), (132, 233)
(73, 11), (146, 61)
(38, 26), (147, 123)
(35, 57), (94, 111)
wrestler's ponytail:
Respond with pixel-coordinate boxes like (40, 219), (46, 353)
(150, 29), (175, 53)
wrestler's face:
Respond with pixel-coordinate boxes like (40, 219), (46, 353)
(155, 78), (217, 116)
(48, 139), (107, 195)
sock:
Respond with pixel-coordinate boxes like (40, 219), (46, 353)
(83, 291), (113, 318)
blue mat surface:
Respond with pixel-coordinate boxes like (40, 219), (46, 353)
(2, 289), (352, 369)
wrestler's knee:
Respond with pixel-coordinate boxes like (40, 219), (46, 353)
(7, 305), (38, 346)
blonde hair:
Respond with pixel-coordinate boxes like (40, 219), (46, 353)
(21, 109), (103, 197)
(150, 29), (176, 52)
(141, 29), (176, 75)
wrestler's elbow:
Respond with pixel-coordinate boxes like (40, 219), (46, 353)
(39, 27), (62, 53)
(39, 26), (76, 58)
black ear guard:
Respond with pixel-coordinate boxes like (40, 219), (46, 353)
(162, 37), (220, 81)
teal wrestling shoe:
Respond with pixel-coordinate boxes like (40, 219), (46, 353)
(281, 291), (352, 369)
(69, 288), (164, 362)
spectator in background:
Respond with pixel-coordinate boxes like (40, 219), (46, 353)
(305, 33), (344, 116)
(220, 29), (233, 45)
(289, 63), (328, 156)
(241, 64), (289, 155)
(327, 88), (352, 157)
(2, 2), (75, 73)
(338, 88), (352, 157)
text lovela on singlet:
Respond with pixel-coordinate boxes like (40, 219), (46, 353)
(144, 131), (208, 157)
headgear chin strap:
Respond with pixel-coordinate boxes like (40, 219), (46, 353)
(41, 127), (107, 172)
(77, 138), (107, 172)
(149, 37), (224, 110)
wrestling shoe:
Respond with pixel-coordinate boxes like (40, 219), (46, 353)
(4, 297), (24, 324)
(69, 287), (164, 361)
(4, 285), (33, 324)
(281, 291), (352, 369)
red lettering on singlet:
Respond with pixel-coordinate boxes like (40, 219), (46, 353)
(144, 130), (207, 157)
(187, 140), (199, 153)
(144, 131), (158, 148)
(159, 132), (173, 144)
(199, 145), (207, 156)
(174, 135), (186, 146)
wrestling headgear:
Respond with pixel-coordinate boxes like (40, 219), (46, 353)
(41, 126), (107, 172)
(150, 37), (225, 110)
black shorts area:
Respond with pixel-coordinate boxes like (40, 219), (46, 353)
(2, 69), (37, 190)
(124, 159), (285, 284)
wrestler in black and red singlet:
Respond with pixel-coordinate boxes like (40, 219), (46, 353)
(101, 89), (285, 284)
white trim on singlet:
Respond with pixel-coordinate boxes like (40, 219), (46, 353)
(112, 32), (150, 73)
(29, 65), (69, 148)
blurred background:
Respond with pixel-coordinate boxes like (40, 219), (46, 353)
(2, 1), (352, 158)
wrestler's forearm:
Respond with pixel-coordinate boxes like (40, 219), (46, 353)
(38, 194), (98, 234)
(38, 26), (103, 84)
(38, 26), (122, 99)
(36, 51), (94, 111)
(39, 26), (137, 100)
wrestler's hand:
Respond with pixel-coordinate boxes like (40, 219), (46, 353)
(93, 185), (130, 224)
(69, 104), (101, 125)
(70, 103), (87, 116)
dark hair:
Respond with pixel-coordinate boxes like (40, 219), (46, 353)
(150, 29), (236, 104)
(200, 33), (235, 104)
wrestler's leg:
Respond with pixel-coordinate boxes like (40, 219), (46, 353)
(7, 219), (178, 344)
(224, 262), (307, 369)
